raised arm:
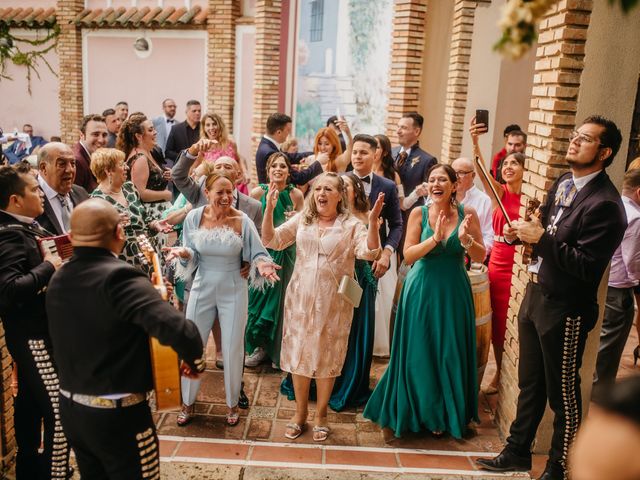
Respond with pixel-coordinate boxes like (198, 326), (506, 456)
(469, 117), (504, 208)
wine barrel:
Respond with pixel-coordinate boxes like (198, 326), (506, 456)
(468, 265), (492, 387)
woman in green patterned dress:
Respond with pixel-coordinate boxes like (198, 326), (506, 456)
(245, 153), (304, 367)
(90, 148), (171, 272)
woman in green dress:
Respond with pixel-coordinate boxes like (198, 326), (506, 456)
(89, 148), (171, 273)
(364, 164), (486, 439)
(245, 153), (304, 367)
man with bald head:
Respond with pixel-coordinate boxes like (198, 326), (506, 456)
(172, 139), (262, 233)
(46, 199), (204, 480)
(452, 156), (494, 257)
(36, 142), (89, 235)
(0, 165), (70, 479)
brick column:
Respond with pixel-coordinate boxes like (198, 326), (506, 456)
(207, 0), (240, 132)
(384, 0), (428, 144)
(496, 0), (592, 445)
(57, 0), (84, 145)
(440, 1), (485, 164)
(0, 322), (14, 468)
(250, 0), (282, 181)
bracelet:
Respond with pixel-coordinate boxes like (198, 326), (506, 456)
(462, 235), (474, 250)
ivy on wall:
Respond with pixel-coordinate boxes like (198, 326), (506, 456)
(0, 23), (60, 94)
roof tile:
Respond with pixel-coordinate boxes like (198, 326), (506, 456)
(0, 7), (56, 28)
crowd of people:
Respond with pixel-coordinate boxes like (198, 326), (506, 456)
(0, 98), (638, 480)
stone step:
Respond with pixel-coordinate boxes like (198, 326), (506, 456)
(158, 435), (533, 479)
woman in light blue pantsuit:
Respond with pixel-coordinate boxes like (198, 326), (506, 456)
(170, 172), (279, 427)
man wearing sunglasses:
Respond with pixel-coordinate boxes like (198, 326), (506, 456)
(477, 116), (627, 480)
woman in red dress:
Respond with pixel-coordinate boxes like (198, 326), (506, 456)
(471, 120), (524, 394)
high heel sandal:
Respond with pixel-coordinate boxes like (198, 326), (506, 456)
(634, 345), (639, 367)
(177, 404), (194, 427)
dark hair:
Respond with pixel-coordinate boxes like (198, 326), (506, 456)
(352, 133), (377, 150)
(504, 152), (526, 168)
(0, 166), (29, 209)
(14, 160), (33, 175)
(402, 112), (424, 131)
(115, 101), (128, 108)
(186, 100), (201, 108)
(162, 98), (175, 107)
(102, 108), (116, 117)
(326, 115), (338, 127)
(343, 172), (370, 213)
(266, 113), (292, 135)
(23, 124), (33, 130)
(116, 113), (147, 157)
(374, 134), (396, 181)
(266, 152), (292, 184)
(503, 124), (522, 137)
(622, 168), (640, 192)
(592, 376), (640, 426)
(50, 136), (61, 142)
(80, 114), (106, 134)
(427, 163), (458, 203)
(507, 130), (527, 143)
(581, 115), (623, 168)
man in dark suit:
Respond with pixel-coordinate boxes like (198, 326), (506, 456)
(165, 100), (202, 162)
(0, 165), (70, 479)
(102, 108), (122, 148)
(4, 124), (48, 165)
(350, 133), (403, 278)
(255, 113), (321, 185)
(36, 143), (89, 235)
(392, 112), (437, 204)
(46, 199), (204, 480)
(73, 114), (108, 192)
(476, 116), (628, 480)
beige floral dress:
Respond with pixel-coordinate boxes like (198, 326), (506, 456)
(266, 213), (380, 378)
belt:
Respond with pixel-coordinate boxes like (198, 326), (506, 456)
(59, 389), (146, 409)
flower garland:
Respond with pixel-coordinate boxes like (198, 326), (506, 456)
(495, 0), (638, 60)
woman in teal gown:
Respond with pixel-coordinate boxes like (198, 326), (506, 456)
(364, 164), (486, 439)
(281, 174), (378, 412)
(245, 153), (303, 367)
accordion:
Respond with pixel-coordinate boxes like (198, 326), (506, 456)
(38, 234), (73, 261)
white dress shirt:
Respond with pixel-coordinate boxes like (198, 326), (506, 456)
(461, 185), (494, 255)
(38, 176), (73, 233)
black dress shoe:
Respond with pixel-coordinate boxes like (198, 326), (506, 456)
(537, 464), (564, 480)
(476, 449), (531, 472)
(238, 387), (249, 409)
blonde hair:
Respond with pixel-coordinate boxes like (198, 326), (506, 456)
(628, 157), (640, 171)
(302, 172), (349, 225)
(90, 148), (125, 182)
(204, 171), (234, 191)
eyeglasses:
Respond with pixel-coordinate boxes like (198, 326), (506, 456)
(455, 170), (473, 178)
(569, 131), (603, 147)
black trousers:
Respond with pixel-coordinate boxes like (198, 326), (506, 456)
(506, 283), (597, 474)
(8, 336), (69, 479)
(59, 396), (159, 480)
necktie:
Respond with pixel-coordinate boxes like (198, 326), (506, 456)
(555, 178), (577, 208)
(359, 175), (371, 184)
(396, 150), (408, 168)
(57, 194), (71, 232)
(16, 142), (25, 155)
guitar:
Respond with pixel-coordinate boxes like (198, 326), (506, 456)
(137, 235), (182, 411)
(522, 198), (541, 265)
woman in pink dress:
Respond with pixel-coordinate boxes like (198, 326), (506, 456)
(471, 119), (524, 394)
(200, 113), (250, 194)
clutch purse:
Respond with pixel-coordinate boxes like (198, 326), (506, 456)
(338, 274), (363, 308)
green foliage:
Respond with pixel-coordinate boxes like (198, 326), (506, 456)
(295, 101), (323, 147)
(609, 0), (639, 13)
(0, 23), (60, 94)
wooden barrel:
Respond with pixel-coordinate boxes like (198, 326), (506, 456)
(468, 265), (492, 387)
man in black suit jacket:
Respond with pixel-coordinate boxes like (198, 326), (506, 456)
(255, 113), (322, 185)
(351, 134), (403, 278)
(392, 112), (437, 205)
(46, 199), (204, 480)
(73, 114), (108, 193)
(35, 143), (89, 235)
(0, 165), (70, 479)
(476, 116), (627, 480)
(165, 100), (202, 162)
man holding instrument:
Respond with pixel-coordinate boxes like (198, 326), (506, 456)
(46, 198), (204, 480)
(476, 116), (627, 480)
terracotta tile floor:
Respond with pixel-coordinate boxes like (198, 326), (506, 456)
(154, 324), (640, 477)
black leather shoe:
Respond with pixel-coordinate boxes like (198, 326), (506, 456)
(476, 449), (531, 472)
(238, 386), (249, 409)
(537, 464), (565, 480)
